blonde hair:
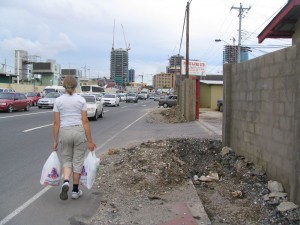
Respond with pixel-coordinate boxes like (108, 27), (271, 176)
(63, 76), (77, 95)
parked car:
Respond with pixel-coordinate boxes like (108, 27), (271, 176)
(81, 94), (103, 121)
(37, 92), (62, 109)
(148, 94), (155, 99)
(217, 98), (223, 112)
(26, 92), (42, 106)
(102, 93), (120, 107)
(153, 95), (161, 101)
(0, 88), (15, 93)
(0, 92), (31, 113)
(126, 92), (138, 103)
(119, 93), (127, 102)
(158, 95), (177, 108)
(138, 93), (147, 100)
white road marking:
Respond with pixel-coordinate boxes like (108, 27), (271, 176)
(0, 111), (149, 224)
(0, 111), (52, 119)
(0, 186), (52, 225)
(95, 112), (148, 150)
(22, 124), (53, 132)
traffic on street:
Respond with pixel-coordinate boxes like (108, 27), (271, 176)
(0, 99), (159, 225)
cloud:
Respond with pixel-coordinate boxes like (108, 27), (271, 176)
(0, 27), (76, 59)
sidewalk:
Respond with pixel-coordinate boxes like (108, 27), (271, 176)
(87, 109), (223, 225)
(157, 181), (211, 225)
(156, 110), (222, 225)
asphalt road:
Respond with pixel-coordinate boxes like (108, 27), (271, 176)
(0, 99), (219, 225)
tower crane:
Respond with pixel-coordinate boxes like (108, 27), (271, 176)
(121, 24), (131, 51)
(112, 19), (115, 50)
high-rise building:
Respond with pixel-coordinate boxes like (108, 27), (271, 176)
(223, 45), (249, 64)
(167, 54), (184, 75)
(110, 48), (128, 84)
(128, 68), (135, 82)
(15, 50), (28, 82)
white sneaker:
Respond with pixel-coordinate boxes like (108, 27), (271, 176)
(60, 182), (69, 200)
(71, 189), (83, 199)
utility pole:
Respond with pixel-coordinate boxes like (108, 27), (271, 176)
(82, 65), (88, 79)
(231, 3), (251, 63)
(186, 1), (190, 79)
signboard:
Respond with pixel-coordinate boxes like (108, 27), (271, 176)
(181, 60), (206, 76)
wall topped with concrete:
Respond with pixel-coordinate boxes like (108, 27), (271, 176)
(223, 43), (300, 205)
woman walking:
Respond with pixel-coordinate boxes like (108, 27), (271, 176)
(52, 75), (96, 200)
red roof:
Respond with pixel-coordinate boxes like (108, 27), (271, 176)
(258, 0), (300, 43)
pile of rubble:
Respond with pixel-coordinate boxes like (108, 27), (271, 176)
(190, 144), (300, 225)
(91, 137), (299, 225)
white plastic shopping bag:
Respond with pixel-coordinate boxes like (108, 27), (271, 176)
(80, 151), (100, 189)
(40, 151), (61, 186)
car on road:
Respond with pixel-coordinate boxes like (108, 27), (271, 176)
(217, 98), (223, 112)
(26, 92), (42, 106)
(138, 93), (147, 100)
(158, 95), (177, 108)
(81, 94), (104, 120)
(94, 93), (104, 104)
(153, 95), (161, 101)
(0, 88), (15, 93)
(102, 93), (120, 107)
(0, 92), (31, 113)
(119, 93), (127, 102)
(126, 92), (138, 103)
(148, 94), (154, 99)
(37, 92), (62, 109)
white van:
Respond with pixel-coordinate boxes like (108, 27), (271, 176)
(43, 86), (65, 96)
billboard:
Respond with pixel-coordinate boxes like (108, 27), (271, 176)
(181, 60), (206, 76)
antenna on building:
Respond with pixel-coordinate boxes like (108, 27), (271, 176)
(112, 19), (115, 50)
(121, 24), (130, 51)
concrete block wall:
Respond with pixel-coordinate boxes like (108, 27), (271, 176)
(223, 43), (300, 205)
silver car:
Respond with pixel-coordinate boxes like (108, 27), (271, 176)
(102, 94), (120, 107)
(81, 94), (104, 121)
(37, 92), (62, 109)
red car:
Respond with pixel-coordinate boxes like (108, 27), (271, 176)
(26, 92), (42, 106)
(0, 92), (31, 113)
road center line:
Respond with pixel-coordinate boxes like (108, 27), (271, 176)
(22, 124), (53, 132)
(95, 111), (148, 151)
(0, 186), (52, 225)
(0, 111), (52, 119)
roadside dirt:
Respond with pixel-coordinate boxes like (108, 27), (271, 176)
(86, 107), (300, 225)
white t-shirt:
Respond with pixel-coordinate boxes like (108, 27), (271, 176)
(53, 94), (87, 127)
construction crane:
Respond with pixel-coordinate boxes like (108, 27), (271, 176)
(112, 19), (115, 50)
(121, 24), (131, 51)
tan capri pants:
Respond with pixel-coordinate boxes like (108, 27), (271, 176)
(59, 125), (87, 173)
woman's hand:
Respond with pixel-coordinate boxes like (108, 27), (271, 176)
(88, 141), (96, 151)
(53, 141), (58, 151)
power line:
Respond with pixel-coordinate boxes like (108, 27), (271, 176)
(178, 6), (187, 55)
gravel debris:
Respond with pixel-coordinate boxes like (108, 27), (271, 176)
(86, 108), (300, 225)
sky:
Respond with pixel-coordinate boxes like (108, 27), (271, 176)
(0, 0), (292, 84)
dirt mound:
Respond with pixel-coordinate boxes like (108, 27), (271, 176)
(87, 108), (299, 225)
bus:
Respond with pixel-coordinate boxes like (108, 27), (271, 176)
(81, 85), (105, 95)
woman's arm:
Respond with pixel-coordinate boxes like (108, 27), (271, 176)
(53, 112), (60, 151)
(82, 111), (96, 151)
